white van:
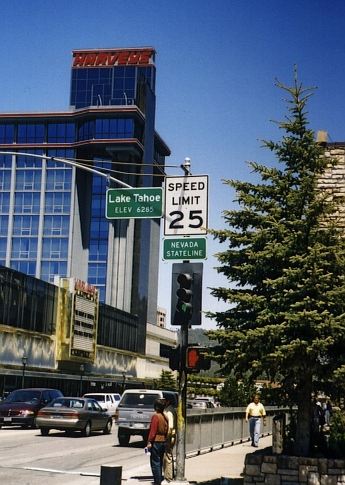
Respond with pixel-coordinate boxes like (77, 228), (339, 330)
(83, 393), (121, 417)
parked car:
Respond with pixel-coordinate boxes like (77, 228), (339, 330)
(115, 389), (178, 446)
(187, 400), (214, 409)
(0, 388), (63, 428)
(193, 397), (216, 407)
(36, 397), (113, 437)
(83, 392), (121, 416)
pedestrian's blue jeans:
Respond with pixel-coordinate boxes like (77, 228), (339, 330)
(249, 417), (261, 446)
(150, 441), (166, 485)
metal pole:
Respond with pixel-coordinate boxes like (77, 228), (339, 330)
(21, 363), (26, 388)
(21, 356), (27, 389)
(79, 364), (85, 396)
(174, 157), (192, 484)
(175, 324), (188, 482)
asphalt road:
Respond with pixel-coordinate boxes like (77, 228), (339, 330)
(0, 423), (152, 485)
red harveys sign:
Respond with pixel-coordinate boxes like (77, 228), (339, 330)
(72, 49), (154, 67)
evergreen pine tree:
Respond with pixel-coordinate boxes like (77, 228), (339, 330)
(207, 74), (345, 455)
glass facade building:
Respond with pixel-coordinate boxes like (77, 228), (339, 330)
(0, 47), (170, 329)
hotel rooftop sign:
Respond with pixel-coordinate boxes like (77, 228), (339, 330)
(72, 48), (155, 67)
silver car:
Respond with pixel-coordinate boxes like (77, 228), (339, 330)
(36, 397), (112, 437)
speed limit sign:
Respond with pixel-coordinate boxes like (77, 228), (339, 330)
(164, 175), (208, 236)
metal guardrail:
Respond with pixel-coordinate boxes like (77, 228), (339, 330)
(185, 406), (287, 456)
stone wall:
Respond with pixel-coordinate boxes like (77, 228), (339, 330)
(318, 147), (345, 230)
(244, 454), (345, 485)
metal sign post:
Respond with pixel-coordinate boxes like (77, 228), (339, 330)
(174, 322), (189, 484)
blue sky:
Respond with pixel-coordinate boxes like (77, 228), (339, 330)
(2, 0), (345, 328)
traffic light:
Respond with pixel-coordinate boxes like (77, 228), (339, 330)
(168, 346), (181, 371)
(171, 263), (203, 326)
(186, 346), (211, 373)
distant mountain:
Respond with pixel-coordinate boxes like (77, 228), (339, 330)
(176, 327), (212, 346)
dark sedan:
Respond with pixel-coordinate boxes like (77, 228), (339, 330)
(0, 388), (63, 428)
(36, 397), (113, 437)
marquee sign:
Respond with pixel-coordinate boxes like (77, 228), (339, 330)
(69, 278), (99, 361)
(72, 48), (155, 68)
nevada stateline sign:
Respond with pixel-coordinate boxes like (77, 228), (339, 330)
(163, 237), (207, 260)
(106, 188), (163, 219)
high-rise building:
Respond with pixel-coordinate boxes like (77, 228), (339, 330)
(0, 47), (170, 327)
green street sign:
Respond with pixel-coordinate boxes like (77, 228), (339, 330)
(163, 237), (207, 260)
(106, 188), (163, 219)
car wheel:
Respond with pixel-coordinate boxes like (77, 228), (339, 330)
(103, 419), (112, 435)
(40, 428), (50, 436)
(118, 430), (130, 446)
(82, 421), (91, 437)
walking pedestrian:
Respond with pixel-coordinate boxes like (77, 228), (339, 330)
(162, 396), (177, 483)
(245, 394), (266, 447)
(146, 399), (168, 485)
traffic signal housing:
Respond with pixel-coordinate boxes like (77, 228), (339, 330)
(171, 262), (203, 326)
(186, 346), (211, 373)
(168, 346), (181, 371)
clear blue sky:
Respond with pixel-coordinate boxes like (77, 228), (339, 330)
(2, 0), (345, 328)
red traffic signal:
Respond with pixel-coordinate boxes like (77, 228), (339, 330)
(186, 346), (211, 372)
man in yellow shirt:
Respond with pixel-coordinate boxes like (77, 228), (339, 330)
(245, 394), (266, 447)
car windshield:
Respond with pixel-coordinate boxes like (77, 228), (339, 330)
(5, 390), (41, 403)
(51, 398), (85, 409)
(86, 395), (105, 402)
(119, 393), (160, 408)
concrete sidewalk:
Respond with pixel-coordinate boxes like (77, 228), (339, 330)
(184, 435), (272, 484)
(125, 435), (272, 485)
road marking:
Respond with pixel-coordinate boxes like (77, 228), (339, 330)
(24, 467), (99, 477)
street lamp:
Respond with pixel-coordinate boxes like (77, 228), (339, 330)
(122, 372), (126, 393)
(79, 364), (85, 396)
(21, 356), (27, 388)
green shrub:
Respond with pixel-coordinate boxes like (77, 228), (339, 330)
(328, 410), (345, 458)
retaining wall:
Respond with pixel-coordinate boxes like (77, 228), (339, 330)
(244, 454), (345, 485)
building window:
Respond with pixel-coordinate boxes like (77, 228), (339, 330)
(17, 124), (45, 143)
(41, 261), (67, 283)
(47, 122), (76, 143)
(11, 238), (38, 259)
(45, 169), (72, 191)
(94, 118), (134, 139)
(88, 263), (107, 285)
(13, 216), (39, 236)
(16, 151), (44, 168)
(0, 154), (12, 168)
(0, 238), (6, 259)
(43, 215), (69, 236)
(15, 170), (41, 191)
(45, 192), (71, 213)
(42, 238), (68, 259)
(0, 124), (15, 143)
(0, 171), (11, 190)
(0, 193), (10, 213)
(0, 216), (8, 236)
(14, 193), (40, 214)
(10, 261), (36, 276)
(46, 148), (75, 168)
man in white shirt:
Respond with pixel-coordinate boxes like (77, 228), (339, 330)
(162, 396), (177, 482)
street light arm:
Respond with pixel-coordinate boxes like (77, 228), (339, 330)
(0, 151), (133, 188)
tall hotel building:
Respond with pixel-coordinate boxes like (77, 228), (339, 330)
(0, 47), (170, 328)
